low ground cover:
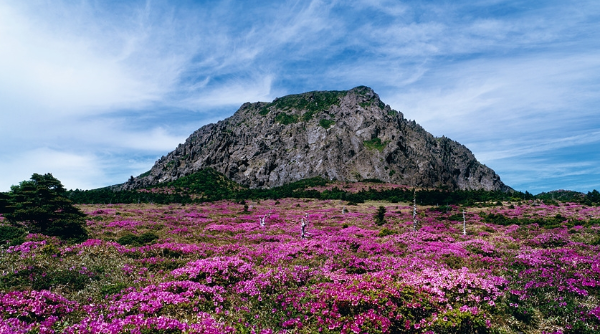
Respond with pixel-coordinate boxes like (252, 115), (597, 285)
(1, 199), (599, 333)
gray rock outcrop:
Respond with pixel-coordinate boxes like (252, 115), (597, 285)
(119, 86), (510, 191)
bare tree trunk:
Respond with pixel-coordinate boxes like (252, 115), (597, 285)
(413, 190), (418, 231)
(462, 209), (466, 236)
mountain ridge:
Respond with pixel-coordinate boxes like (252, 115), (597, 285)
(119, 86), (511, 192)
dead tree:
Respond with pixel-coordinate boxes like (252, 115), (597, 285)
(462, 209), (467, 236)
(259, 216), (265, 227)
(301, 213), (311, 239)
(412, 190), (419, 231)
(301, 218), (308, 239)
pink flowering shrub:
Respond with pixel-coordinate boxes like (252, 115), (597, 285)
(104, 280), (225, 317)
(171, 256), (256, 286)
(1, 200), (599, 333)
(64, 312), (234, 334)
(0, 289), (78, 333)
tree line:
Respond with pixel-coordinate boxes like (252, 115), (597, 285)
(60, 168), (597, 207)
(1, 171), (599, 246)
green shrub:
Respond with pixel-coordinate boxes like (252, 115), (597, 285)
(117, 233), (139, 246)
(138, 170), (151, 178)
(0, 225), (26, 246)
(45, 219), (88, 243)
(302, 110), (315, 121)
(430, 308), (490, 333)
(378, 228), (395, 237)
(36, 269), (91, 291)
(439, 254), (466, 269)
(274, 112), (299, 125)
(117, 232), (159, 247)
(319, 119), (335, 129)
(99, 282), (130, 297)
(270, 90), (346, 113)
(363, 138), (389, 152)
(162, 248), (184, 258)
(448, 213), (463, 221)
(0, 265), (100, 292)
(138, 231), (159, 244)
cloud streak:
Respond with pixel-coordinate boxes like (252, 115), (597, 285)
(1, 0), (599, 193)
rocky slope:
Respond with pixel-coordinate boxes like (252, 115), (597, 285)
(120, 86), (511, 191)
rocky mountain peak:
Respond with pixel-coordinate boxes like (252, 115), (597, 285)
(120, 86), (510, 192)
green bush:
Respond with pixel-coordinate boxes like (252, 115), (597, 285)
(482, 212), (571, 229)
(363, 138), (389, 152)
(259, 106), (270, 115)
(117, 232), (159, 247)
(378, 227), (395, 237)
(274, 112), (299, 125)
(99, 282), (130, 297)
(319, 119), (335, 129)
(448, 213), (463, 221)
(302, 110), (315, 121)
(269, 90), (346, 113)
(45, 219), (88, 243)
(439, 254), (466, 269)
(138, 231), (159, 244)
(0, 265), (100, 292)
(430, 308), (490, 334)
(0, 225), (26, 246)
(117, 233), (139, 246)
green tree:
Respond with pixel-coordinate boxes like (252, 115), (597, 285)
(5, 173), (88, 242)
(0, 192), (11, 215)
(375, 206), (386, 226)
(586, 190), (600, 204)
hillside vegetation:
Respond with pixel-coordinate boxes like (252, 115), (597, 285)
(67, 169), (599, 208)
(1, 173), (599, 333)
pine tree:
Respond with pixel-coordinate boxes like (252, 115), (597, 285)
(5, 173), (88, 242)
(0, 192), (11, 214)
(375, 206), (386, 226)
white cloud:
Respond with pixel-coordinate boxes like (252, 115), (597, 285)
(0, 2), (171, 116)
(384, 53), (600, 139)
(118, 127), (188, 152)
(473, 130), (600, 162)
(181, 75), (277, 108)
(1, 0), (599, 193)
(351, 0), (408, 16)
(0, 148), (104, 191)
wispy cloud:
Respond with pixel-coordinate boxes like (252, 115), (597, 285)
(474, 130), (600, 161)
(0, 148), (104, 190)
(1, 0), (599, 192)
(0, 1), (182, 115)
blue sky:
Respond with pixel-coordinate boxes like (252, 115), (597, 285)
(1, 0), (599, 194)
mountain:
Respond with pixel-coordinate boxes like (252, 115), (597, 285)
(120, 86), (511, 191)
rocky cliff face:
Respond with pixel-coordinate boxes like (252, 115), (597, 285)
(120, 86), (510, 191)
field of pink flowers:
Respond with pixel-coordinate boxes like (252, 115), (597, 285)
(1, 199), (599, 333)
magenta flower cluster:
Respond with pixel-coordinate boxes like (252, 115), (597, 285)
(1, 199), (599, 333)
